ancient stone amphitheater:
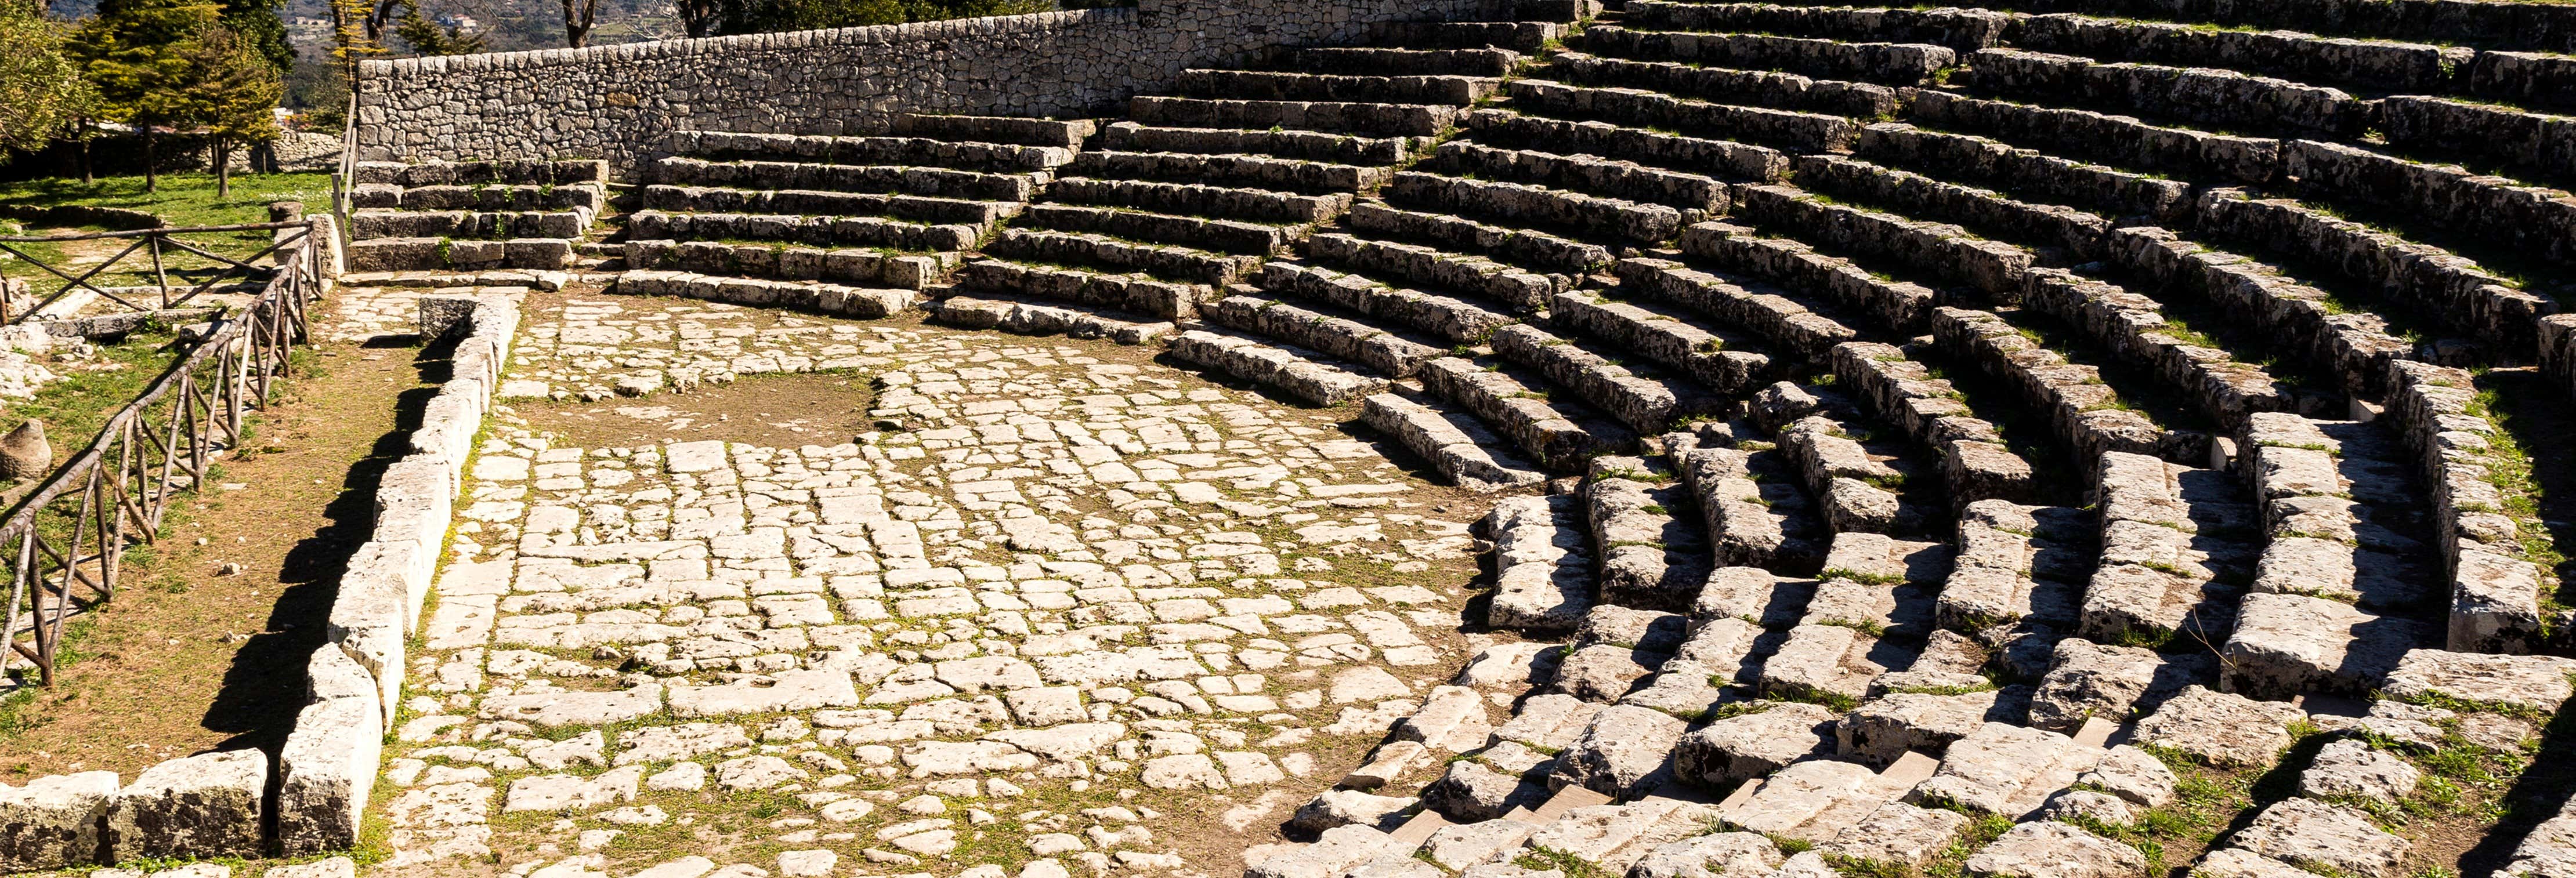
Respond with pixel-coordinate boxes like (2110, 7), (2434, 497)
(94, 0), (2576, 876)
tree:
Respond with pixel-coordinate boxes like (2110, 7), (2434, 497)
(0, 0), (96, 161)
(175, 26), (282, 196)
(75, 0), (281, 193)
(711, 0), (1048, 37)
(562, 0), (602, 48)
(395, 0), (486, 55)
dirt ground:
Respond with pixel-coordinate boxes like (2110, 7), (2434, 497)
(0, 326), (431, 781)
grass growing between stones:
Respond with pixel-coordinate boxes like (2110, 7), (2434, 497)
(2465, 370), (2573, 621)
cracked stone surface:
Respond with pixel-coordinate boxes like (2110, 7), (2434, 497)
(372, 291), (1494, 878)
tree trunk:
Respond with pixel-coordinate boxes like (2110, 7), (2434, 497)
(216, 138), (232, 198)
(143, 125), (158, 194)
(77, 129), (92, 185)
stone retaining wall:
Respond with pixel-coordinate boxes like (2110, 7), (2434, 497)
(354, 0), (1513, 173)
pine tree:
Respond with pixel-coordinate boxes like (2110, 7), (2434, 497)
(77, 0), (225, 191)
(176, 26), (283, 196)
(0, 0), (96, 161)
(395, 0), (485, 55)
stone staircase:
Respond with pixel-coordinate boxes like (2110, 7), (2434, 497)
(344, 159), (607, 274)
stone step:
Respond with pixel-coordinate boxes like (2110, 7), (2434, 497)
(623, 239), (953, 290)
(1387, 170), (1685, 245)
(1176, 69), (1505, 105)
(2382, 95), (2576, 199)
(2012, 12), (2466, 93)
(1939, 499), (2096, 634)
(2017, 266), (2311, 431)
(2382, 361), (2548, 653)
(1611, 257), (1861, 364)
(1678, 444), (1832, 575)
(2196, 187), (2549, 361)
(348, 208), (592, 241)
(1546, 50), (1901, 118)
(1163, 328), (1392, 405)
(1045, 177), (1350, 224)
(925, 293), (1175, 346)
(1504, 79), (1859, 154)
(348, 182), (606, 213)
(2281, 138), (2576, 272)
(1484, 496), (1596, 632)
(1019, 203), (1298, 256)
(891, 113), (1096, 150)
(1257, 260), (1519, 345)
(1347, 202), (1612, 278)
(1582, 24), (1956, 86)
(1674, 222), (1935, 335)
(2081, 450), (2262, 650)
(2028, 638), (2212, 734)
(1128, 96), (1471, 137)
(1757, 622), (1908, 708)
(1305, 231), (1561, 313)
(1904, 88), (2278, 187)
(1790, 153), (2112, 261)
(611, 270), (914, 319)
(1930, 307), (2201, 467)
(1720, 752), (1934, 843)
(986, 228), (1260, 286)
(1966, 47), (2368, 140)
(1621, 1), (2006, 53)
(343, 237), (576, 273)
(1094, 121), (1419, 165)
(1775, 411), (1937, 537)
(1285, 46), (1523, 78)
(1621, 616), (1764, 717)
(2105, 226), (2412, 401)
(1415, 355), (1641, 471)
(1821, 342), (2036, 507)
(1907, 721), (2105, 818)
(1585, 458), (1717, 613)
(667, 129), (1074, 173)
(650, 155), (1038, 201)
(1200, 295), (1446, 378)
(953, 258), (1209, 320)
(1854, 121), (2191, 222)
(1367, 20), (1568, 53)
(1362, 391), (1549, 492)
(1491, 324), (1733, 434)
(1427, 140), (1731, 215)
(1549, 291), (1772, 394)
(638, 184), (1015, 226)
(352, 158), (606, 187)
(332, 269), (566, 290)
(1065, 150), (1393, 194)
(625, 209), (977, 253)
(1734, 183), (2035, 299)
(1802, 530), (1952, 638)
(1466, 108), (1788, 183)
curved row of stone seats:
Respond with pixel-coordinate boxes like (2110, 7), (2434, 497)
(1161, 327), (1390, 407)
(1788, 152), (2119, 262)
(1491, 324), (1732, 434)
(1256, 260), (1518, 346)
(1414, 354), (1642, 472)
(1200, 295), (1448, 380)
(1543, 50), (1902, 119)
(1587, 15), (1957, 86)
(925, 294), (1175, 346)
(1964, 48), (2371, 140)
(2193, 187), (2553, 362)
(2080, 449), (2259, 651)
(2007, 13), (2470, 94)
(1502, 79), (1861, 155)
(954, 26), (1538, 325)
(1930, 306), (2211, 467)
(1549, 291), (1774, 395)
(1905, 87), (2279, 187)
(1987, 0), (2576, 55)
(345, 159), (605, 272)
(610, 270), (914, 319)
(1765, 396), (1942, 537)
(2106, 227), (2412, 401)
(1619, 2), (2010, 54)
(629, 118), (1084, 287)
(1420, 140), (1730, 227)
(2220, 412), (2441, 699)
(2280, 139), (2576, 273)
(2380, 361), (2555, 655)
(1362, 390), (1549, 494)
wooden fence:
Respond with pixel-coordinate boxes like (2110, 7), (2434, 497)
(0, 219), (328, 685)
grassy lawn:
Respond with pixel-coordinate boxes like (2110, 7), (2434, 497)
(1, 172), (334, 293)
